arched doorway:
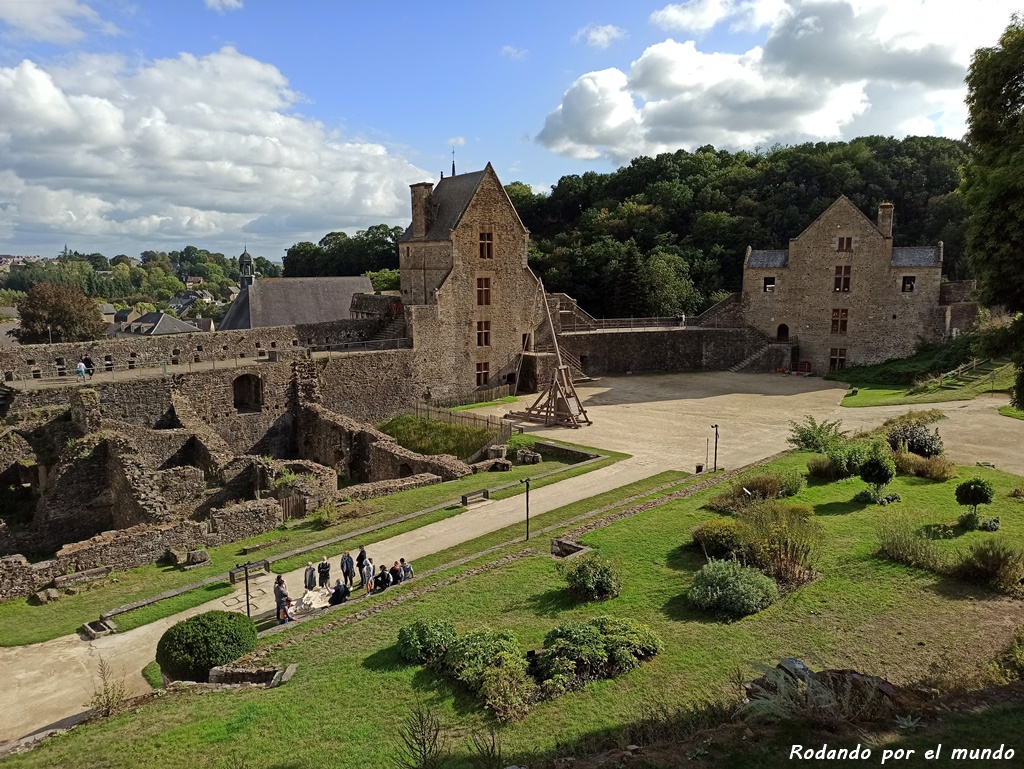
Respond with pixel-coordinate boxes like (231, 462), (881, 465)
(232, 374), (263, 413)
(776, 323), (789, 342)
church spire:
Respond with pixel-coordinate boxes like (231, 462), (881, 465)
(451, 145), (456, 177)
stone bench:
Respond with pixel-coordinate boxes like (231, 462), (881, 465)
(460, 488), (490, 505)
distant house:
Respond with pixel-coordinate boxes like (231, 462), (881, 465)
(218, 253), (372, 330)
(185, 276), (204, 288)
(192, 318), (216, 333)
(97, 303), (117, 323)
(167, 289), (215, 316)
(111, 312), (200, 337)
(113, 308), (140, 324)
(222, 285), (241, 302)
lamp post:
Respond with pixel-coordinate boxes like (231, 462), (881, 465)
(711, 424), (719, 473)
(235, 561), (254, 618)
(520, 477), (531, 540)
(47, 324), (52, 345)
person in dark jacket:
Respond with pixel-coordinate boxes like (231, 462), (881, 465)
(340, 551), (355, 587)
(317, 556), (331, 588)
(373, 564), (392, 592)
(389, 561), (403, 586)
(83, 355), (95, 378)
(355, 546), (367, 586)
(329, 580), (350, 606)
(273, 575), (289, 615)
(303, 562), (316, 591)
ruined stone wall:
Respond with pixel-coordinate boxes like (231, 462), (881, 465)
(343, 473), (440, 500)
(368, 441), (471, 482)
(940, 280), (977, 305)
(741, 200), (947, 373)
(0, 318), (380, 380)
(315, 350), (423, 423)
(559, 327), (767, 375)
(69, 388), (102, 435)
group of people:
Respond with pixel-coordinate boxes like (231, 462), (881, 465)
(75, 355), (96, 380)
(274, 545), (415, 624)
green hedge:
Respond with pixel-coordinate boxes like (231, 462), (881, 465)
(155, 610), (257, 682)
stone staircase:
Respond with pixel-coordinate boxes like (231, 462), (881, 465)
(727, 334), (797, 373)
(367, 317), (407, 342)
(533, 344), (591, 382)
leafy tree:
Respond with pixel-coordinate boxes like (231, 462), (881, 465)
(253, 256), (281, 278)
(956, 477), (995, 516)
(363, 268), (400, 291)
(962, 16), (1024, 407)
(11, 283), (107, 343)
(859, 442), (896, 500)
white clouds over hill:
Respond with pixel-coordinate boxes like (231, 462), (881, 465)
(538, 0), (1018, 162)
(0, 47), (428, 254)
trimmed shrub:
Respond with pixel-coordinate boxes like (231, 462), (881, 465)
(688, 560), (778, 618)
(443, 628), (522, 690)
(691, 517), (742, 558)
(956, 539), (1024, 595)
(397, 619), (457, 665)
(825, 441), (868, 479)
(536, 616), (662, 685)
(860, 442), (896, 499)
(557, 554), (621, 601)
(886, 423), (943, 457)
(980, 517), (1002, 532)
(788, 416), (847, 452)
(956, 477), (995, 516)
(155, 610), (257, 682)
(958, 510), (980, 531)
(478, 652), (534, 722)
(893, 450), (926, 477)
(737, 501), (821, 585)
(852, 490), (876, 504)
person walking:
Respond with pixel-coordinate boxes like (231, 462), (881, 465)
(76, 358), (87, 381)
(83, 355), (95, 379)
(400, 558), (414, 581)
(317, 555), (331, 588)
(355, 545), (367, 587)
(273, 575), (289, 615)
(341, 551), (355, 587)
(303, 562), (316, 591)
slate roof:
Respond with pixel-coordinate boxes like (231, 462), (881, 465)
(98, 303), (116, 315)
(113, 309), (138, 323)
(892, 246), (941, 267)
(398, 170), (487, 242)
(747, 250), (790, 268)
(217, 276), (373, 330)
(114, 312), (200, 336)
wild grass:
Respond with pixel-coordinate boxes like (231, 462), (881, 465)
(377, 413), (496, 459)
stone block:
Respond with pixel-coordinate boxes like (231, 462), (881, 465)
(186, 549), (210, 566)
(487, 444), (508, 459)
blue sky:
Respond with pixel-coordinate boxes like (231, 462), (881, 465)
(0, 0), (1017, 260)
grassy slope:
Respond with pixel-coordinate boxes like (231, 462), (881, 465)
(10, 455), (1024, 769)
(0, 440), (624, 647)
(451, 395), (518, 410)
(377, 413), (494, 459)
(840, 363), (1015, 408)
(1000, 404), (1024, 421)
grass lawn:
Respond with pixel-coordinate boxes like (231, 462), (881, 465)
(10, 454), (1024, 769)
(840, 362), (1015, 408)
(451, 395), (517, 410)
(0, 439), (624, 647)
(1000, 404), (1024, 421)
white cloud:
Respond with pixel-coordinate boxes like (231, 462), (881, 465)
(447, 136), (466, 146)
(0, 0), (116, 43)
(574, 23), (627, 49)
(205, 0), (243, 11)
(540, 0), (1020, 162)
(500, 45), (528, 60)
(0, 47), (430, 256)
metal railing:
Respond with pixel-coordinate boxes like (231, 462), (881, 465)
(308, 337), (412, 356)
(559, 316), (690, 332)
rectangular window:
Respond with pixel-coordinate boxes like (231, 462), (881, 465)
(831, 308), (848, 335)
(837, 237), (853, 252)
(476, 277), (491, 306)
(476, 320), (491, 347)
(834, 265), (851, 292)
(763, 276), (776, 293)
(902, 275), (916, 293)
(479, 231), (493, 259)
(475, 362), (490, 387)
(829, 348), (847, 371)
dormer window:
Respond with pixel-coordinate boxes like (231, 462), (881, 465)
(763, 276), (776, 293)
(902, 276), (916, 293)
(837, 237), (853, 252)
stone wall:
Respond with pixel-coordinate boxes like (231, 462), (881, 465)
(695, 293), (745, 328)
(368, 441), (470, 483)
(559, 327), (767, 376)
(0, 499), (285, 602)
(69, 388), (102, 435)
(0, 318), (381, 380)
(343, 473), (441, 500)
(940, 280), (977, 305)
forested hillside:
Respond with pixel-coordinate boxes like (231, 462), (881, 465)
(510, 136), (969, 318)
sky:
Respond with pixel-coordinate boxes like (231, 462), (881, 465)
(0, 0), (1018, 261)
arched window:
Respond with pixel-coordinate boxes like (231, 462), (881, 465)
(233, 374), (263, 413)
(776, 324), (789, 342)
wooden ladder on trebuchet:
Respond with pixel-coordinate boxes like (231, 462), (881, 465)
(505, 280), (592, 429)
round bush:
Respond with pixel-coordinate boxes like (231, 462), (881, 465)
(886, 423), (943, 458)
(692, 518), (742, 558)
(536, 616), (663, 684)
(156, 610), (257, 682)
(688, 560), (778, 618)
(557, 554), (621, 601)
(443, 628), (522, 689)
(397, 619), (457, 664)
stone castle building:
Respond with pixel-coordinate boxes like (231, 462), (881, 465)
(739, 196), (976, 373)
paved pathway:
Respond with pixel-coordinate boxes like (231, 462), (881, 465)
(2, 372), (1022, 744)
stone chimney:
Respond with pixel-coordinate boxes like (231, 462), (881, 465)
(410, 182), (434, 239)
(877, 202), (894, 238)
